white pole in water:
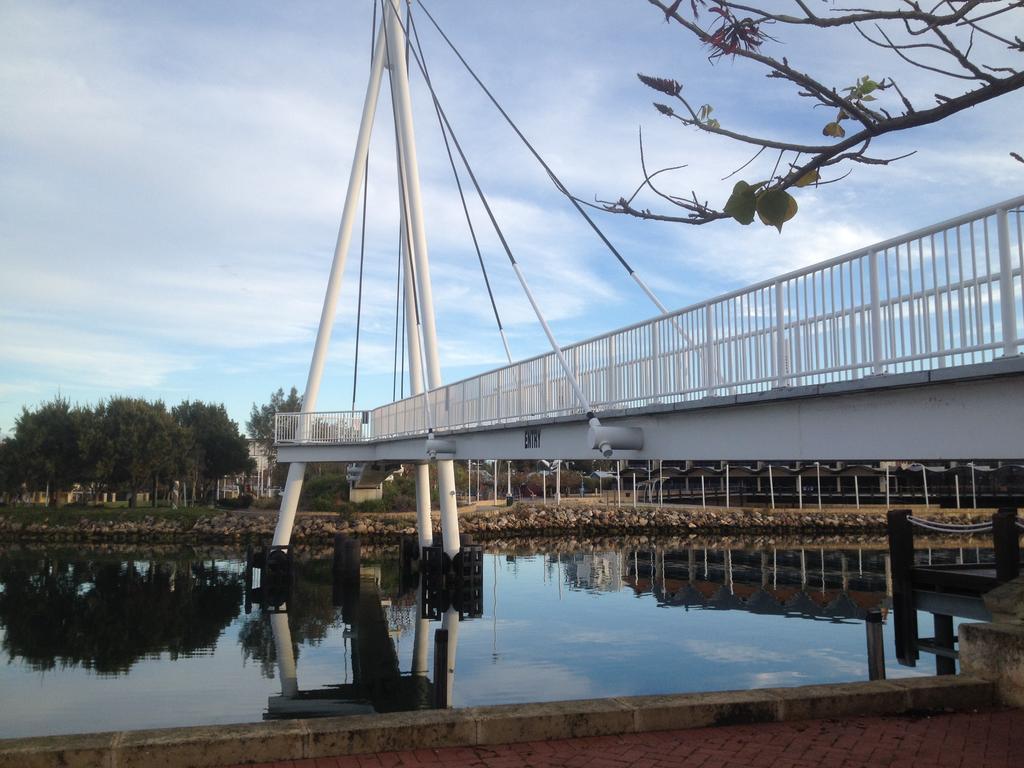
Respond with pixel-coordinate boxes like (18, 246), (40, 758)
(507, 460), (512, 502)
(542, 473), (546, 505)
(272, 23), (388, 550)
(970, 462), (977, 509)
(467, 460), (472, 504)
(493, 461), (498, 507)
(701, 475), (706, 509)
(854, 474), (860, 509)
(815, 461), (822, 510)
(725, 463), (730, 508)
(955, 474), (961, 509)
(270, 612), (299, 698)
(439, 607), (460, 708)
(412, 582), (430, 678)
(659, 460), (663, 505)
(616, 464), (621, 506)
(768, 464), (775, 510)
(386, 0), (459, 559)
(885, 463), (891, 508)
(632, 473), (637, 508)
(555, 461), (561, 505)
(922, 465), (930, 508)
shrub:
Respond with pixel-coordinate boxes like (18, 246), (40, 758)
(216, 494), (252, 510)
(301, 474), (349, 512)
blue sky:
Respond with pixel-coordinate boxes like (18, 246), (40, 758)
(2, 0), (1022, 436)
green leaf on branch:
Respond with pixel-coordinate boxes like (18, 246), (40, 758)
(823, 121), (846, 138)
(756, 188), (798, 232)
(723, 180), (758, 225)
(858, 76), (879, 95)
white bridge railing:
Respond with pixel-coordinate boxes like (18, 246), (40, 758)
(276, 196), (1024, 446)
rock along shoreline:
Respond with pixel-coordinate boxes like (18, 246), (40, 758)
(0, 502), (996, 544)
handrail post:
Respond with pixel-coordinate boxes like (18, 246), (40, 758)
(606, 336), (616, 406)
(774, 280), (787, 386)
(541, 356), (550, 414)
(651, 322), (662, 401)
(886, 508), (918, 665)
(705, 304), (716, 396)
(997, 209), (1019, 357)
(869, 249), (884, 375)
(993, 507), (1020, 582)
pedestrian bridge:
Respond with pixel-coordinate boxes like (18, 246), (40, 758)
(267, 0), (1021, 560)
(277, 196), (1024, 463)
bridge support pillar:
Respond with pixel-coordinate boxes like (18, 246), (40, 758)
(385, 0), (459, 561)
(272, 461), (305, 548)
(270, 17), (388, 552)
(413, 462), (432, 550)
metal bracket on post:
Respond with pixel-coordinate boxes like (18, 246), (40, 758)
(587, 416), (644, 458)
(425, 433), (456, 460)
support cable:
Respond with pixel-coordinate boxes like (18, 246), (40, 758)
(408, 14), (512, 364)
(400, 270), (407, 398)
(413, 4), (671, 313)
(351, 4), (378, 413)
(392, 211), (404, 401)
(412, 4), (720, 387)
(400, 11), (593, 416)
(351, 154), (370, 412)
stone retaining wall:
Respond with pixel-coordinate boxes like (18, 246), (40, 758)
(0, 504), (996, 544)
(0, 676), (994, 768)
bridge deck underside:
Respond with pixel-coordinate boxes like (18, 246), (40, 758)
(276, 358), (1024, 463)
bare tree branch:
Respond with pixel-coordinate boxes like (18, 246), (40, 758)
(600, 0), (1024, 227)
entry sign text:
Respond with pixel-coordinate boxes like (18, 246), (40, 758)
(524, 429), (541, 450)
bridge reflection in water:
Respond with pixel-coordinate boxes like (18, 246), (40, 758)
(621, 548), (888, 622)
(249, 537), (482, 719)
(249, 541), (993, 720)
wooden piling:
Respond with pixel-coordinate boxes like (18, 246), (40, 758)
(886, 509), (918, 665)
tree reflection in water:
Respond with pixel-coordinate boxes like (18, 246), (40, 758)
(0, 552), (243, 674)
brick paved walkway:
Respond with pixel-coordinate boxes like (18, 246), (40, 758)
(226, 708), (1023, 768)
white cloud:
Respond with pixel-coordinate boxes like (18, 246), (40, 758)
(0, 318), (193, 391)
(680, 638), (788, 664)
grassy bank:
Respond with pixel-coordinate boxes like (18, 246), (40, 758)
(0, 505), (214, 527)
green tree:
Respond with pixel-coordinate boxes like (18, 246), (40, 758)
(0, 436), (24, 501)
(173, 401), (252, 502)
(247, 386), (302, 486)
(82, 398), (183, 508)
(11, 397), (89, 506)
(247, 387), (302, 450)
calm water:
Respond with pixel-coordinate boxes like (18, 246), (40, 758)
(0, 538), (988, 739)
